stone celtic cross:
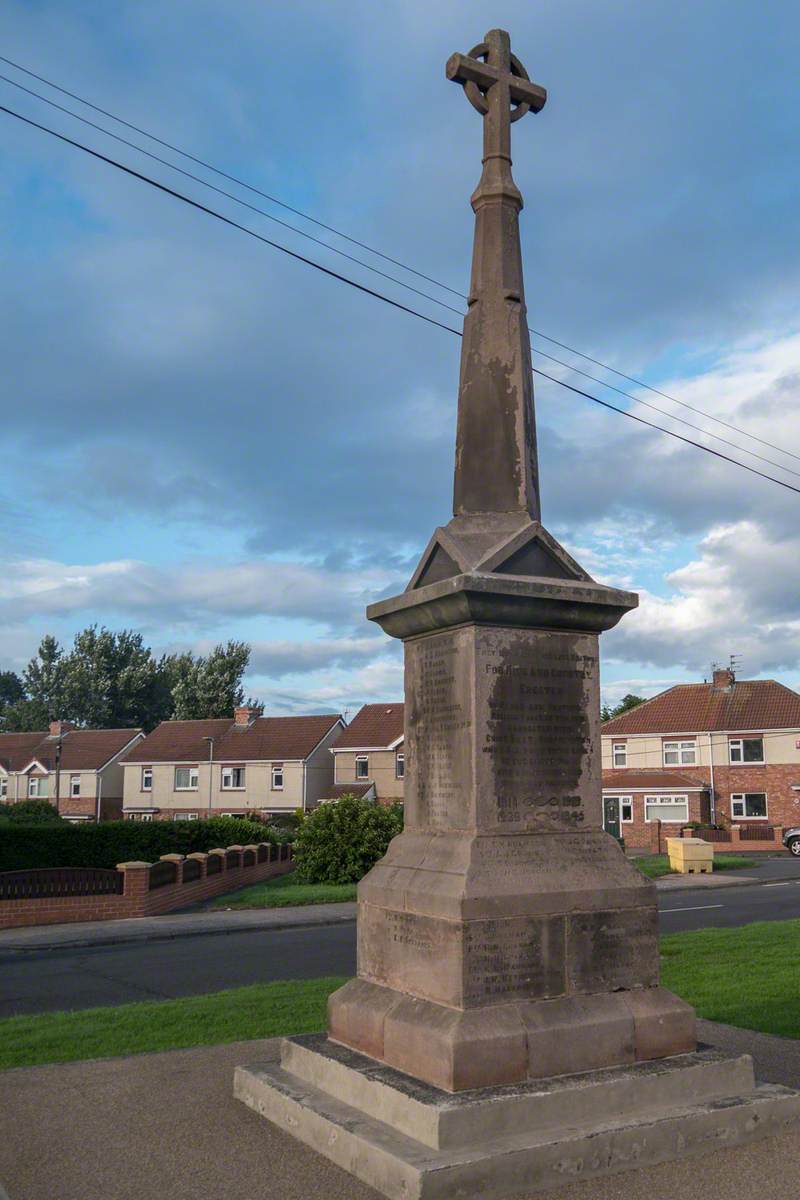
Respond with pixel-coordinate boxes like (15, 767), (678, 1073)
(443, 30), (547, 523)
(446, 29), (546, 169)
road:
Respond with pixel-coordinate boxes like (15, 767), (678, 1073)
(4, 864), (800, 1018)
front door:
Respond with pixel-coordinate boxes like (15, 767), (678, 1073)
(603, 796), (621, 842)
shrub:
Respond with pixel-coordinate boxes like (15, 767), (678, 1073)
(3, 800), (63, 824)
(0, 817), (275, 872)
(293, 795), (403, 885)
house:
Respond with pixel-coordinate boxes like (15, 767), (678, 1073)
(601, 668), (800, 847)
(120, 706), (344, 821)
(0, 721), (144, 821)
(329, 703), (404, 804)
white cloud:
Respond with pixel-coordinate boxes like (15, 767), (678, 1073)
(606, 520), (800, 677)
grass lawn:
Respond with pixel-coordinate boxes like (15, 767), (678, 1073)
(211, 872), (356, 908)
(661, 919), (800, 1039)
(0, 975), (347, 1071)
(635, 854), (756, 879)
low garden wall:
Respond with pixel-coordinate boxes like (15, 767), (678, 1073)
(644, 820), (786, 855)
(0, 841), (293, 930)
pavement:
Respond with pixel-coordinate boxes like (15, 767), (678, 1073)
(1, 1020), (799, 1200)
(0, 900), (358, 953)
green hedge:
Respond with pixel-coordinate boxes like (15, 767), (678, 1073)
(0, 818), (275, 872)
(293, 795), (403, 885)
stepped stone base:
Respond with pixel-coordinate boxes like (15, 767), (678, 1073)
(234, 1034), (800, 1199)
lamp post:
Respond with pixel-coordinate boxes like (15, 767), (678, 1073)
(203, 736), (215, 819)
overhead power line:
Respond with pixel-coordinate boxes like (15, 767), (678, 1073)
(2, 53), (798, 470)
(3, 100), (800, 503)
(3, 70), (799, 483)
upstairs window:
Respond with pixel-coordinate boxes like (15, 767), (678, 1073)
(271, 765), (284, 791)
(355, 755), (369, 780)
(174, 766), (199, 790)
(731, 792), (768, 819)
(28, 776), (46, 798)
(729, 737), (764, 764)
(222, 766), (246, 790)
(663, 740), (697, 766)
(141, 767), (152, 791)
(612, 742), (627, 768)
(70, 775), (81, 797)
(395, 752), (405, 780)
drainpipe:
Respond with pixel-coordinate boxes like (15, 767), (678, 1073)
(203, 736), (214, 818)
(708, 732), (716, 825)
(96, 773), (103, 823)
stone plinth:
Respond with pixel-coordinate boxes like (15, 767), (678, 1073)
(327, 576), (694, 1091)
(235, 1034), (800, 1200)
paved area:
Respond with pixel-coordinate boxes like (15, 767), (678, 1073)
(0, 900), (357, 953)
(1, 1023), (799, 1200)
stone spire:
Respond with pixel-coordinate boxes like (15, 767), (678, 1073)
(447, 29), (546, 519)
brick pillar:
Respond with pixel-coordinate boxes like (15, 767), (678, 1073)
(730, 825), (743, 847)
(647, 820), (661, 854)
(117, 861), (152, 916)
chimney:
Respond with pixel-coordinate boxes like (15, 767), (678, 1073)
(49, 720), (75, 737)
(712, 668), (735, 691)
(233, 706), (259, 727)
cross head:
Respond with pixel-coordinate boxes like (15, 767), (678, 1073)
(446, 28), (546, 163)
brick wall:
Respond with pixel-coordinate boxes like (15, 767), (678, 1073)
(0, 842), (293, 930)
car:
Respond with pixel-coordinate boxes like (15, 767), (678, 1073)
(782, 828), (800, 856)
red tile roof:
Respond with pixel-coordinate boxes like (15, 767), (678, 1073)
(123, 714), (343, 764)
(602, 770), (708, 791)
(335, 703), (405, 750)
(602, 680), (800, 735)
(0, 728), (142, 772)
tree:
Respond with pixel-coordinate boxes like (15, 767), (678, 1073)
(59, 626), (165, 730)
(601, 693), (647, 723)
(0, 671), (24, 709)
(0, 628), (254, 731)
(23, 635), (65, 718)
(1, 698), (50, 732)
(171, 641), (252, 720)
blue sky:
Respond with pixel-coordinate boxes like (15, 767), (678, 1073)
(1, 0), (799, 715)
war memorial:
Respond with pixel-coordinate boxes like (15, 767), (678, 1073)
(235, 28), (800, 1198)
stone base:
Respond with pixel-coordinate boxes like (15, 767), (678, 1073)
(235, 1034), (800, 1200)
(328, 978), (696, 1091)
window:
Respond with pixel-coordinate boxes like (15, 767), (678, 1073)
(221, 812), (245, 819)
(141, 767), (152, 791)
(605, 795), (633, 823)
(222, 766), (246, 790)
(271, 765), (284, 791)
(0, 777), (6, 798)
(70, 775), (81, 797)
(663, 740), (697, 766)
(126, 812), (153, 822)
(731, 793), (768, 819)
(644, 794), (689, 823)
(355, 755), (369, 779)
(28, 776), (46, 798)
(175, 812), (198, 821)
(395, 752), (405, 780)
(174, 766), (198, 790)
(729, 737), (764, 764)
(612, 742), (627, 768)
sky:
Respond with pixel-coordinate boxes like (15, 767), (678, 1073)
(1, 0), (799, 718)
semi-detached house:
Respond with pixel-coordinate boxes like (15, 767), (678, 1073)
(0, 721), (144, 821)
(329, 703), (404, 804)
(602, 668), (800, 848)
(121, 706), (343, 820)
